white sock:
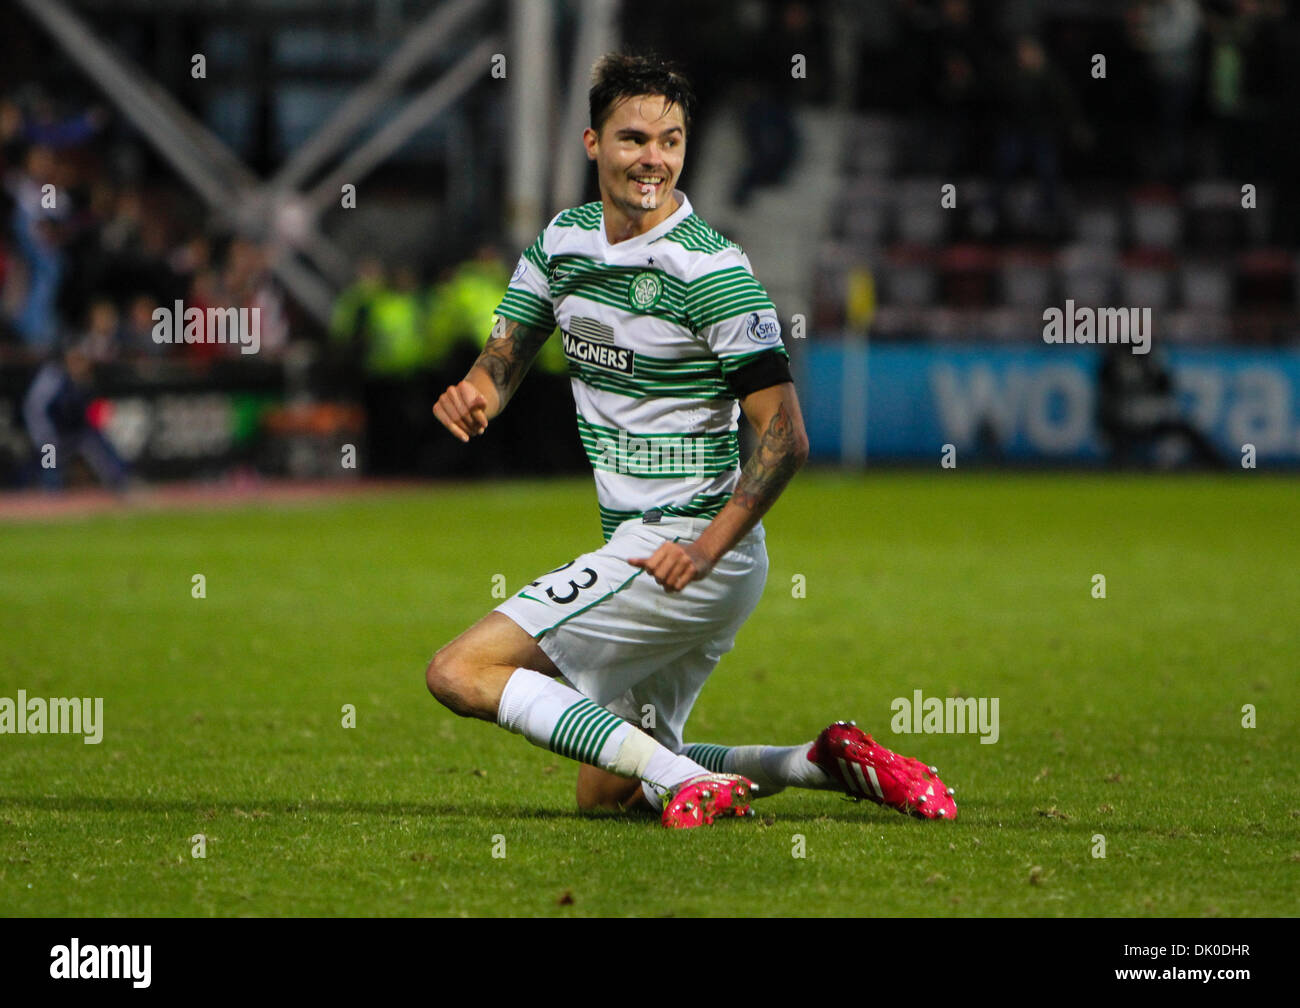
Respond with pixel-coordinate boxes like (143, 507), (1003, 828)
(497, 668), (706, 797)
(682, 742), (836, 795)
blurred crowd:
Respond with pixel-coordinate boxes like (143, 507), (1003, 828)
(5, 0), (1295, 487)
(0, 86), (289, 365)
(889, 0), (1294, 207)
(9, 2), (1294, 367)
(812, 0), (1300, 345)
(0, 82), (586, 485)
(326, 247), (580, 478)
(637, 0), (1296, 202)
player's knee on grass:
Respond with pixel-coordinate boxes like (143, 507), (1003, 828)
(427, 613), (561, 720)
(425, 634), (537, 722)
(576, 764), (651, 813)
(425, 649), (462, 713)
(425, 646), (494, 720)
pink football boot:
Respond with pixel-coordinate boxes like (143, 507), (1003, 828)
(662, 773), (758, 828)
(808, 721), (957, 819)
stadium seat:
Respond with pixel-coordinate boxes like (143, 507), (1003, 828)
(1163, 309), (1229, 345)
(1185, 181), (1247, 252)
(937, 243), (998, 308)
(999, 248), (1056, 308)
(983, 307), (1039, 343)
(1119, 249), (1176, 311)
(1075, 202), (1123, 250)
(843, 114), (896, 177)
(1236, 249), (1294, 308)
(1231, 308), (1292, 346)
(869, 304), (925, 341)
(1001, 181), (1048, 239)
(1178, 261), (1233, 313)
(881, 244), (938, 307)
(895, 178), (949, 246)
(1057, 244), (1117, 307)
(1128, 185), (1182, 250)
(840, 177), (891, 246)
(923, 306), (966, 341)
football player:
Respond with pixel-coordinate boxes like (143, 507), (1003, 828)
(427, 51), (955, 826)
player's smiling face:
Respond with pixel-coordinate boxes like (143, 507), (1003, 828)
(585, 94), (685, 230)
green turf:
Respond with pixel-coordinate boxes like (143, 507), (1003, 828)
(1, 472), (1296, 917)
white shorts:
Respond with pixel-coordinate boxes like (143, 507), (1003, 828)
(495, 516), (768, 753)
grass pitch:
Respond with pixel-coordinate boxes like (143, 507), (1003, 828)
(1, 471), (1296, 917)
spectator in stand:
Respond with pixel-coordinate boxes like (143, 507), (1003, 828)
(1126, 0), (1203, 182)
(136, 212), (174, 296)
(168, 235), (212, 299)
(16, 91), (107, 152)
(730, 1), (820, 208)
(329, 256), (385, 379)
(222, 237), (287, 357)
(22, 338), (127, 490)
(7, 144), (70, 350)
(921, 0), (991, 176)
(0, 98), (26, 170)
(98, 186), (143, 259)
(363, 264), (427, 378)
(78, 298), (121, 363)
(67, 179), (121, 310)
(0, 228), (19, 348)
(334, 261), (430, 474)
(425, 244), (511, 381)
(182, 267), (227, 363)
(96, 187), (161, 300)
(1202, 0), (1286, 179)
(987, 35), (1091, 241)
(120, 293), (162, 357)
(0, 90), (106, 192)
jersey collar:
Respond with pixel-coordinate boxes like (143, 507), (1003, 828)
(599, 190), (692, 254)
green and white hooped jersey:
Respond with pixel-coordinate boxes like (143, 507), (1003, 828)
(495, 191), (790, 541)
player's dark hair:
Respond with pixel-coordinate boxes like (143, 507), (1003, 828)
(589, 51), (696, 138)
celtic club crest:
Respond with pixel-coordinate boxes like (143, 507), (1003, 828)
(629, 271), (663, 310)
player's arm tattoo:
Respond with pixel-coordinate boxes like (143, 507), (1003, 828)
(731, 400), (807, 513)
(476, 316), (553, 407)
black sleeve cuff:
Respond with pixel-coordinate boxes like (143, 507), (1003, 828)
(725, 350), (793, 399)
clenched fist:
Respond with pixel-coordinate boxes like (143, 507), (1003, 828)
(433, 380), (489, 442)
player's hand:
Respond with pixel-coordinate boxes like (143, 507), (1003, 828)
(433, 380), (489, 442)
(627, 540), (714, 593)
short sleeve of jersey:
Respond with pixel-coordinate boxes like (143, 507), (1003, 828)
(494, 221), (557, 331)
(686, 248), (790, 382)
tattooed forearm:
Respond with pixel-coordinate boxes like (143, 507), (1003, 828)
(731, 401), (808, 512)
(476, 316), (552, 407)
